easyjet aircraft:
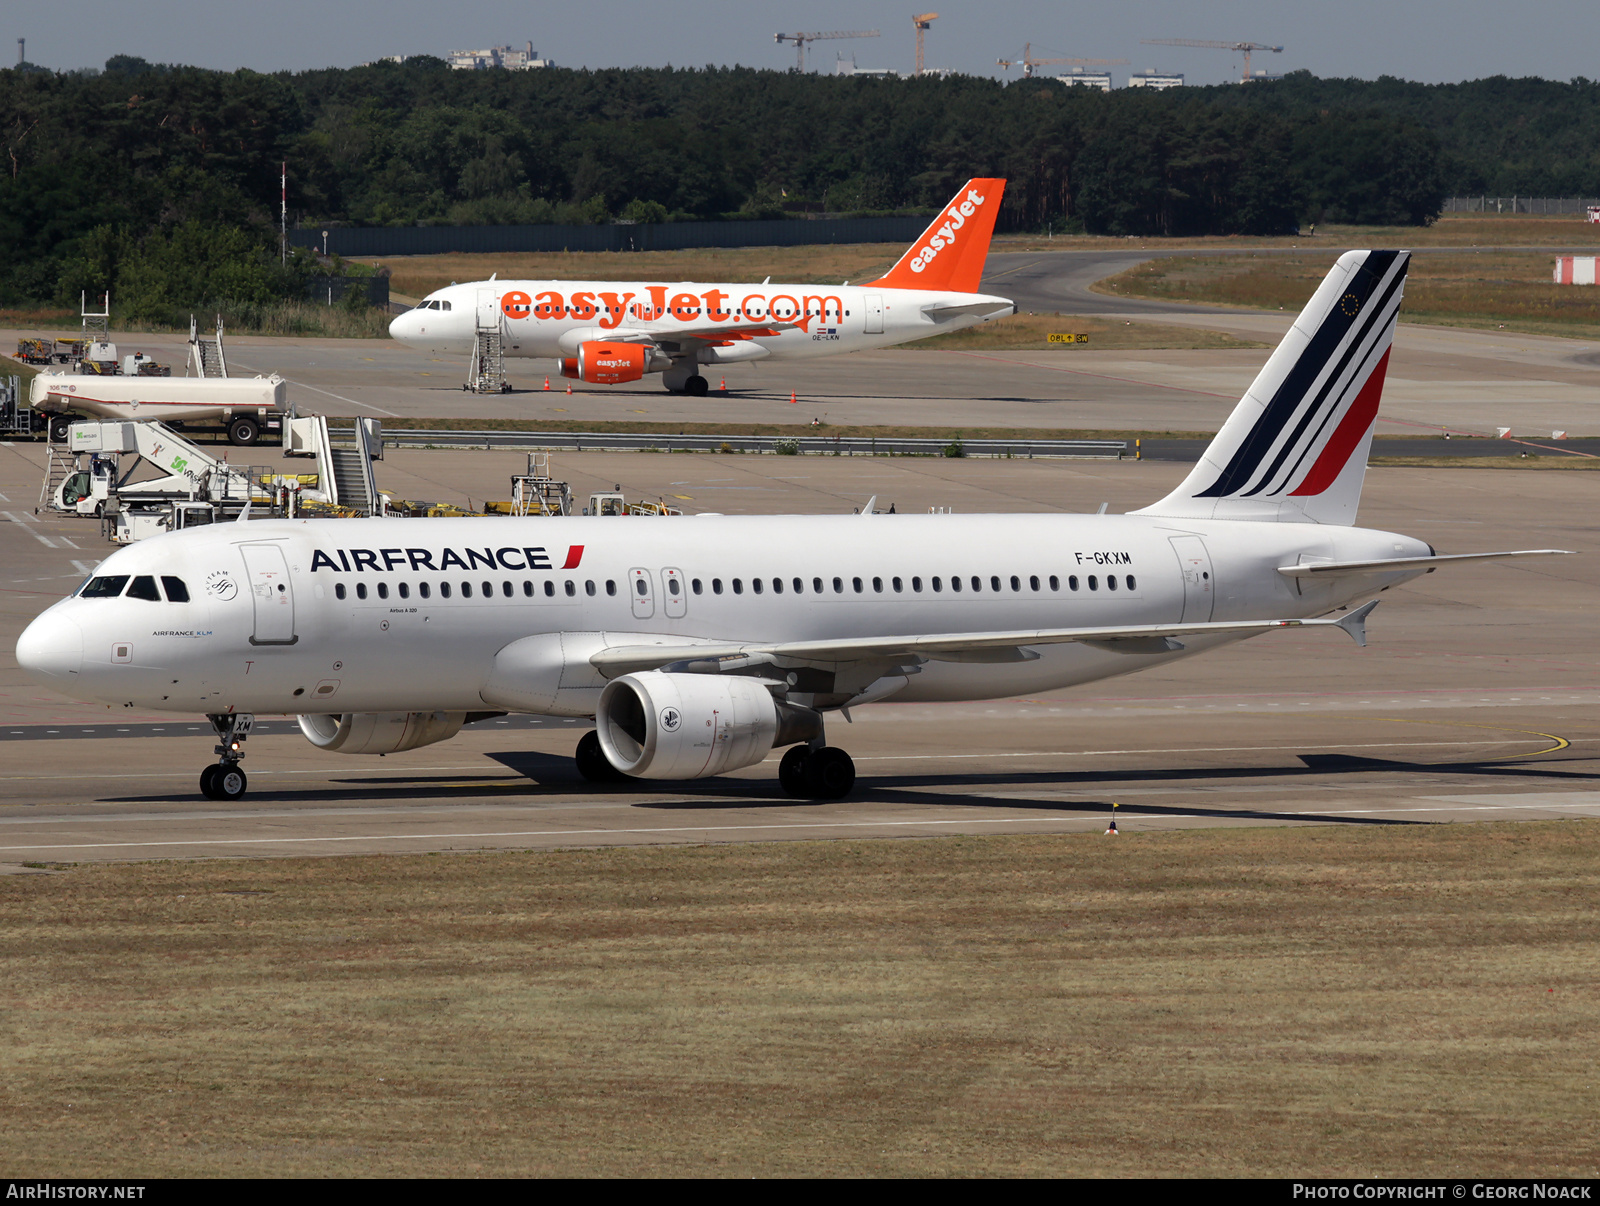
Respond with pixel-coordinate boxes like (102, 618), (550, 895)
(18, 251), (1569, 802)
(387, 178), (1015, 394)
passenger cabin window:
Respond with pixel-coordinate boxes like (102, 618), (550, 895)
(335, 583), (347, 600)
(356, 583), (368, 600)
(376, 583), (388, 600)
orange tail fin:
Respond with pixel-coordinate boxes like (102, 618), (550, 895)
(865, 178), (1005, 293)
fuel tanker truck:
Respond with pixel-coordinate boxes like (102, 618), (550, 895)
(29, 373), (288, 445)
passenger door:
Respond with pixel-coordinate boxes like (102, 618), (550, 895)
(863, 294), (884, 335)
(240, 543), (297, 645)
(1169, 535), (1214, 624)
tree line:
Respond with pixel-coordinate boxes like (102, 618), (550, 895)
(3, 58), (1593, 311)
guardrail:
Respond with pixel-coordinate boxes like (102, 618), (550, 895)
(381, 429), (1128, 459)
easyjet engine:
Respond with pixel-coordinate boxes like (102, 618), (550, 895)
(297, 711), (467, 755)
(565, 340), (649, 384)
(596, 672), (822, 779)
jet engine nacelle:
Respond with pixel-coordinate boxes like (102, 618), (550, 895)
(576, 340), (648, 384)
(297, 711), (467, 755)
(597, 671), (822, 780)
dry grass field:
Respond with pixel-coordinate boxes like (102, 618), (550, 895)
(4, 822), (1598, 1178)
(1101, 251), (1600, 340)
(995, 214), (1600, 254)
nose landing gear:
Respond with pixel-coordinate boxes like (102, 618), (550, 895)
(201, 713), (254, 800)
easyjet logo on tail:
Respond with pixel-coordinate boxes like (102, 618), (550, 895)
(866, 177), (1006, 296)
(910, 188), (987, 274)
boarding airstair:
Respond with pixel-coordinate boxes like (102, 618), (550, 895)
(466, 288), (510, 393)
(188, 314), (229, 378)
(285, 415), (383, 515)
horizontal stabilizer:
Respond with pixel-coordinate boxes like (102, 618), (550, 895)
(1278, 549), (1574, 577)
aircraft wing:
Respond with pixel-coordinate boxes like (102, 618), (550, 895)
(590, 602), (1380, 678)
(1277, 549), (1573, 577)
(587, 320), (801, 348)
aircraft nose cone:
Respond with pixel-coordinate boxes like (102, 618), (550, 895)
(389, 309), (421, 342)
(16, 612), (84, 686)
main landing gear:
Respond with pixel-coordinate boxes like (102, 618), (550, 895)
(662, 360), (710, 396)
(201, 713), (254, 800)
(779, 743), (856, 800)
(575, 729), (628, 782)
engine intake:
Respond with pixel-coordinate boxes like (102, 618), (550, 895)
(298, 711), (467, 755)
(576, 340), (647, 384)
(597, 671), (821, 779)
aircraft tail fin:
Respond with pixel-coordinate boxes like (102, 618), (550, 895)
(1133, 249), (1410, 527)
(864, 178), (1005, 294)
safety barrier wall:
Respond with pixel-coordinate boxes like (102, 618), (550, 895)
(288, 216), (931, 258)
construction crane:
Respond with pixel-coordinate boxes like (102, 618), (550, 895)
(912, 13), (938, 76)
(997, 43), (1128, 79)
(1141, 38), (1283, 83)
(774, 29), (879, 72)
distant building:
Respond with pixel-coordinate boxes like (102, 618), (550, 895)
(1127, 70), (1183, 90)
(1242, 70), (1283, 83)
(1052, 69), (1112, 92)
(834, 54), (899, 78)
(447, 42), (552, 71)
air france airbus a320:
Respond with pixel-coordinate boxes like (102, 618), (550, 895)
(387, 178), (1015, 395)
(17, 251), (1569, 802)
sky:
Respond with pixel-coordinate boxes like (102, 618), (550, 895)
(11, 1), (1597, 87)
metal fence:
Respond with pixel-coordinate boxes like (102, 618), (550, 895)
(288, 215), (931, 258)
(305, 275), (390, 307)
(1443, 197), (1600, 215)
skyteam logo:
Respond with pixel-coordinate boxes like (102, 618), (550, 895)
(909, 187), (987, 274)
(659, 707), (682, 733)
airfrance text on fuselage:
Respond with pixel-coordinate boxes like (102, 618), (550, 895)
(310, 546), (584, 574)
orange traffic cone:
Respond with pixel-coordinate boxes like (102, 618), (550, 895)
(566, 382), (572, 394)
(720, 377), (727, 392)
(789, 390), (797, 404)
(543, 376), (550, 390)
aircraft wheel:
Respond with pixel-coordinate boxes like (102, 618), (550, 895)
(804, 747), (856, 800)
(199, 765), (221, 799)
(778, 745), (810, 797)
(215, 766), (248, 801)
(685, 375), (709, 396)
(576, 730), (626, 782)
(227, 417), (260, 446)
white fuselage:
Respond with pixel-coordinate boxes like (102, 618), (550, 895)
(387, 280), (1014, 363)
(18, 513), (1430, 718)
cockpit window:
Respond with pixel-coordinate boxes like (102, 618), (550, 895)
(440, 300), (452, 311)
(161, 576), (190, 602)
(80, 575), (129, 598)
(420, 299), (452, 311)
(126, 576), (161, 601)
